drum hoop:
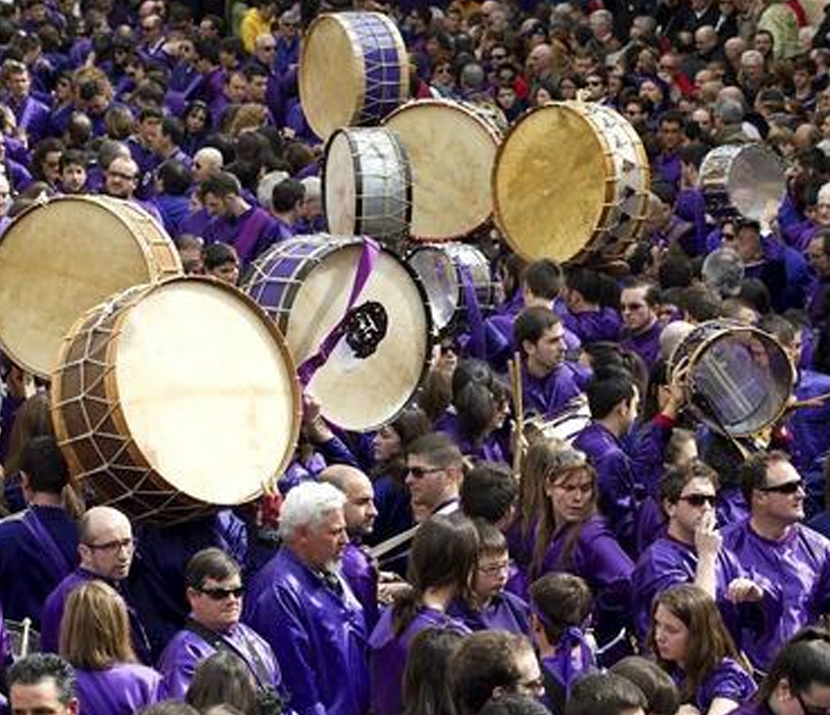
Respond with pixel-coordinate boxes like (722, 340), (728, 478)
(492, 102), (613, 261)
(679, 323), (794, 437)
(51, 276), (302, 511)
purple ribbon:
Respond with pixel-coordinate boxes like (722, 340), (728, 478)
(458, 262), (485, 358)
(297, 238), (381, 386)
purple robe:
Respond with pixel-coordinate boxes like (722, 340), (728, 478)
(8, 95), (51, 145)
(722, 519), (830, 670)
(245, 547), (370, 715)
(555, 303), (622, 344)
(619, 320), (663, 370)
(76, 663), (162, 715)
(539, 516), (633, 649)
(671, 657), (756, 712)
(341, 542), (379, 633)
(520, 361), (584, 419)
(0, 506), (78, 627)
(447, 590), (529, 635)
(158, 621), (285, 700)
(203, 206), (280, 266)
(789, 369), (830, 474)
(369, 606), (471, 715)
(631, 536), (742, 641)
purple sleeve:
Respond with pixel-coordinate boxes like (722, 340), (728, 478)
(631, 419), (673, 498)
(697, 658), (757, 712)
(675, 187), (709, 257)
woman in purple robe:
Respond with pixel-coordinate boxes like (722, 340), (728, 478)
(649, 584), (756, 715)
(369, 515), (478, 715)
(60, 581), (163, 715)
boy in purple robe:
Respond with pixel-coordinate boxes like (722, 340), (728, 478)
(0, 436), (78, 628)
(159, 548), (289, 707)
(245, 482), (370, 715)
(723, 451), (830, 673)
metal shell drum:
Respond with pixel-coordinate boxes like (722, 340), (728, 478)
(668, 320), (794, 438)
(492, 101), (650, 264)
(406, 242), (497, 335)
(0, 195), (181, 378)
(699, 144), (786, 222)
(323, 127), (412, 248)
(243, 235), (433, 432)
(50, 277), (301, 524)
(299, 11), (409, 141)
(383, 99), (504, 241)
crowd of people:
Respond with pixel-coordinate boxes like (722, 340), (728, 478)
(4, 0), (830, 713)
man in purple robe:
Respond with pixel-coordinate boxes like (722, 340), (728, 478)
(320, 465), (380, 631)
(723, 450), (830, 673)
(1, 60), (51, 146)
(244, 482), (370, 715)
(0, 436), (78, 629)
(618, 280), (663, 370)
(201, 171), (281, 266)
(159, 548), (289, 707)
(8, 653), (79, 715)
(631, 461), (746, 641)
(555, 267), (621, 345)
(41, 506), (149, 662)
(405, 432), (463, 524)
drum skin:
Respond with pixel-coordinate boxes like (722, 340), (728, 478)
(492, 101), (650, 264)
(0, 196), (181, 378)
(243, 235), (433, 432)
(383, 99), (503, 241)
(299, 12), (409, 141)
(51, 277), (301, 524)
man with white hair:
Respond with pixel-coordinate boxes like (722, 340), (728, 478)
(245, 482), (370, 715)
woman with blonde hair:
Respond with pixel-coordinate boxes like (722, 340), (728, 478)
(60, 580), (163, 715)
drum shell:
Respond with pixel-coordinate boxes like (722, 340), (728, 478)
(51, 277), (301, 524)
(243, 235), (433, 432)
(492, 101), (650, 265)
(323, 127), (412, 248)
(0, 195), (182, 378)
(299, 12), (409, 141)
(405, 242), (497, 335)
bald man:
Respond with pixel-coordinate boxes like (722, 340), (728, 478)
(192, 147), (223, 185)
(40, 506), (150, 661)
(320, 465), (380, 630)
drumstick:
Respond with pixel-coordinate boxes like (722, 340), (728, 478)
(367, 524), (419, 560)
(508, 352), (525, 477)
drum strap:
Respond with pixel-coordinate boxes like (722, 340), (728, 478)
(297, 238), (381, 386)
(458, 263), (485, 359)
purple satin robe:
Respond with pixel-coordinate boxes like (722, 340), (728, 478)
(520, 361), (584, 419)
(341, 542), (379, 633)
(244, 547), (369, 715)
(75, 663), (163, 715)
(671, 657), (756, 712)
(555, 303), (622, 345)
(447, 590), (530, 635)
(369, 606), (472, 715)
(619, 320), (663, 370)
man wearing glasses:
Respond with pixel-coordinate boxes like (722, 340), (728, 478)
(723, 451), (830, 674)
(40, 506), (150, 663)
(159, 548), (289, 710)
(405, 433), (463, 524)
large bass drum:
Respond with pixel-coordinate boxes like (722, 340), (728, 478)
(383, 99), (504, 241)
(668, 320), (794, 438)
(0, 196), (181, 378)
(51, 277), (301, 523)
(243, 235), (433, 431)
(299, 11), (409, 141)
(492, 101), (650, 264)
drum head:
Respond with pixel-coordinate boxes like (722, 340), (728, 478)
(408, 247), (460, 332)
(325, 131), (359, 235)
(493, 104), (608, 262)
(384, 100), (500, 240)
(113, 279), (299, 505)
(0, 196), (181, 377)
(279, 242), (431, 431)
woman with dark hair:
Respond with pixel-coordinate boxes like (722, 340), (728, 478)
(182, 101), (212, 155)
(401, 627), (465, 715)
(649, 584), (755, 715)
(531, 444), (634, 661)
(370, 515), (479, 715)
(185, 651), (259, 715)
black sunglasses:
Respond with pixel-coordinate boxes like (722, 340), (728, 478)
(197, 585), (245, 600)
(678, 493), (717, 507)
(759, 479), (804, 495)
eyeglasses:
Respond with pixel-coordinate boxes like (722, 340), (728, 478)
(478, 561), (510, 576)
(586, 79), (604, 86)
(621, 302), (646, 311)
(108, 170), (137, 181)
(407, 466), (445, 479)
(261, 45), (276, 51)
(678, 493), (717, 507)
(196, 585), (245, 600)
(85, 537), (135, 553)
(491, 52), (508, 61)
(795, 691), (830, 715)
(759, 479), (804, 494)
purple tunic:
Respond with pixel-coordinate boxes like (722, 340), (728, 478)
(369, 606), (472, 715)
(447, 590), (530, 635)
(245, 547), (370, 715)
(722, 519), (830, 670)
(203, 206), (281, 265)
(520, 361), (584, 419)
(672, 657), (756, 712)
(555, 303), (622, 344)
(789, 369), (830, 474)
(158, 622), (285, 700)
(341, 542), (379, 633)
(619, 320), (663, 370)
(75, 663), (163, 715)
(631, 536), (742, 641)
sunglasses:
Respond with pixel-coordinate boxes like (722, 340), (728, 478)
(408, 466), (444, 479)
(759, 479), (804, 494)
(678, 493), (717, 507)
(197, 585), (245, 600)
